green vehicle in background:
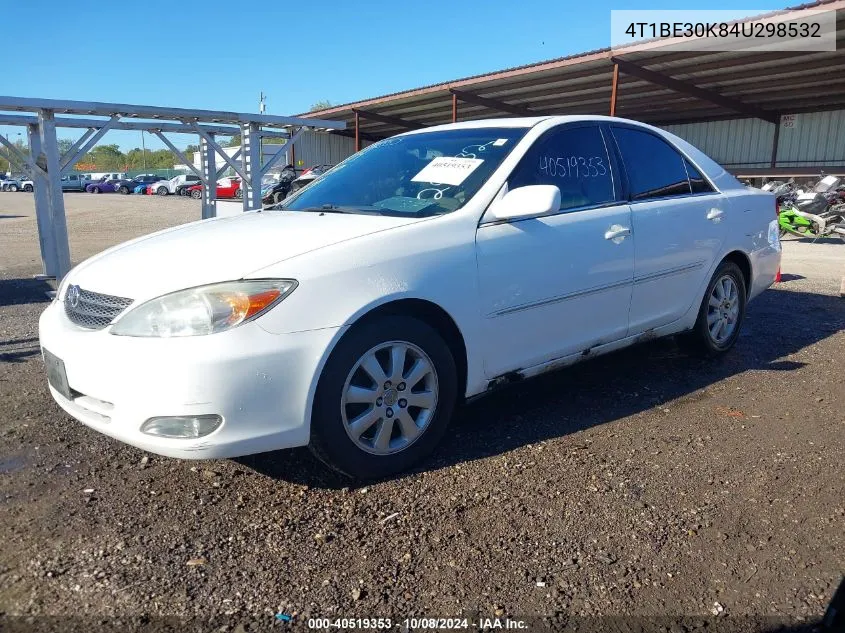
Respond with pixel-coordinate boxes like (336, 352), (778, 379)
(777, 175), (845, 241)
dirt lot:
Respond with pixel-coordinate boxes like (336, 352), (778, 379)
(0, 192), (843, 632)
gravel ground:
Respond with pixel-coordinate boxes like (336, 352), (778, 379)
(0, 192), (843, 632)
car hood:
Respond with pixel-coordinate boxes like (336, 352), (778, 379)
(67, 211), (424, 301)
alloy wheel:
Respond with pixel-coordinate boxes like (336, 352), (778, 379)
(707, 275), (740, 345)
(341, 341), (438, 455)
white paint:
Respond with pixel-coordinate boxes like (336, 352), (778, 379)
(39, 115), (780, 463)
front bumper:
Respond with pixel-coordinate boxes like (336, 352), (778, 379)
(38, 300), (341, 459)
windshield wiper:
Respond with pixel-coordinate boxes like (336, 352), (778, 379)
(293, 204), (383, 215)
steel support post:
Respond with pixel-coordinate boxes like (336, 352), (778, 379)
(200, 134), (217, 219)
(37, 110), (71, 279)
(452, 93), (458, 123)
(241, 123), (262, 211)
(610, 63), (619, 116)
(770, 119), (781, 168)
(354, 111), (360, 152)
(27, 123), (59, 277)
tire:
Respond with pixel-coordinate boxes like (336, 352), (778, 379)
(8, 184), (17, 192)
(680, 261), (747, 357)
(234, 188), (242, 199)
(273, 191), (284, 204)
(92, 187), (101, 194)
(23, 184), (33, 192)
(117, 186), (128, 195)
(157, 186), (168, 196)
(190, 189), (202, 200)
(309, 315), (458, 480)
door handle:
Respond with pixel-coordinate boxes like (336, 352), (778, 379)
(707, 208), (724, 222)
(604, 225), (631, 243)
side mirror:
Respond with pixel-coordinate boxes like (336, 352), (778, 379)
(484, 185), (561, 222)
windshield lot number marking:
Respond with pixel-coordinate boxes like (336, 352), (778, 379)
(412, 157), (484, 186)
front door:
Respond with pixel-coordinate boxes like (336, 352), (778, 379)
(476, 124), (635, 378)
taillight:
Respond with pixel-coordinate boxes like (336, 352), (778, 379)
(775, 197), (780, 217)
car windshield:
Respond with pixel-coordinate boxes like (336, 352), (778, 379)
(280, 127), (528, 216)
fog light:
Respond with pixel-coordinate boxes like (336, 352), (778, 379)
(140, 415), (222, 438)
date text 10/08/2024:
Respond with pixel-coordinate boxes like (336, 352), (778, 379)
(302, 617), (529, 629)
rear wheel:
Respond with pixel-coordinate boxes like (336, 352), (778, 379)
(156, 186), (168, 196)
(273, 191), (284, 204)
(92, 187), (101, 194)
(235, 188), (242, 199)
(309, 316), (457, 480)
(23, 184), (33, 192)
(680, 261), (747, 357)
(8, 184), (17, 192)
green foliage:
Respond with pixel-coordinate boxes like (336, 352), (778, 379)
(309, 100), (333, 111)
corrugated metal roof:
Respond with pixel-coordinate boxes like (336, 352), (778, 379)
(304, 0), (845, 140)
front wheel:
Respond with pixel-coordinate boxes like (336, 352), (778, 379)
(680, 261), (747, 357)
(309, 316), (457, 480)
(156, 186), (168, 196)
(23, 184), (33, 192)
(8, 184), (17, 192)
(92, 187), (101, 194)
(190, 189), (202, 199)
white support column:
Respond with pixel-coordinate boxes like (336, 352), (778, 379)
(38, 110), (71, 279)
(241, 122), (262, 211)
(200, 134), (217, 219)
(28, 123), (59, 277)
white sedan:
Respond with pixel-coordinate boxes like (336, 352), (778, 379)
(39, 116), (781, 479)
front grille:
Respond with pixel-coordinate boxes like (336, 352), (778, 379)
(64, 287), (134, 330)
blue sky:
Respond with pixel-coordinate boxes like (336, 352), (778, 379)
(0, 0), (763, 151)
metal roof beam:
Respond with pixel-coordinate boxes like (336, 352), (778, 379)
(0, 113), (290, 139)
(449, 89), (535, 117)
(353, 108), (426, 130)
(332, 129), (385, 142)
(0, 96), (344, 130)
(611, 58), (779, 123)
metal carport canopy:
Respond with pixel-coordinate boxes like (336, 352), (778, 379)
(0, 96), (345, 281)
(303, 0), (845, 143)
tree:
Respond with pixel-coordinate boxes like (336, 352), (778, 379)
(309, 100), (333, 112)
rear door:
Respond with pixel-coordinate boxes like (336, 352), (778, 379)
(476, 123), (634, 377)
(608, 125), (727, 334)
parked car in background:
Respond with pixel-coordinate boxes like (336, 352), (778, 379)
(39, 116), (780, 479)
(84, 172), (127, 182)
(1, 176), (33, 192)
(115, 175), (165, 195)
(187, 177), (242, 199)
(60, 173), (89, 191)
(175, 182), (196, 196)
(85, 179), (123, 194)
(152, 174), (202, 196)
(291, 164), (333, 193)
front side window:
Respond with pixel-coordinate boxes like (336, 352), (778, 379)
(508, 125), (615, 211)
(282, 127), (527, 216)
(611, 127), (692, 200)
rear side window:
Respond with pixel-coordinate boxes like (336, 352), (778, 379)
(611, 127), (691, 201)
(509, 125), (615, 211)
(186, 175), (199, 182)
(684, 159), (714, 194)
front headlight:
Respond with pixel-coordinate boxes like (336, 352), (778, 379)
(110, 279), (297, 337)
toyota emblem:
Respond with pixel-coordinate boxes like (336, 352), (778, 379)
(67, 285), (81, 309)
